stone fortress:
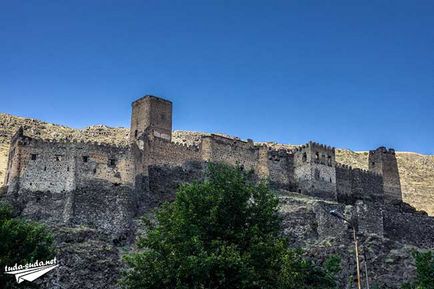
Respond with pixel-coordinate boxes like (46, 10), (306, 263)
(2, 95), (434, 288)
(4, 95), (402, 205)
(3, 95), (434, 242)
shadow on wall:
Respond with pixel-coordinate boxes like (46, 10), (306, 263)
(2, 178), (145, 244)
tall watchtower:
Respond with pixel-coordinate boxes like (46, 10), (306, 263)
(130, 95), (172, 143)
(369, 147), (402, 202)
(293, 141), (337, 200)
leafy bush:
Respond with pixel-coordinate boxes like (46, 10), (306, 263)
(402, 251), (434, 289)
(121, 164), (339, 289)
(0, 201), (55, 288)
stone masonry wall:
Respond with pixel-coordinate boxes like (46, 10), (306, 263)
(130, 96), (172, 143)
(336, 164), (384, 204)
(355, 201), (384, 237)
(147, 137), (202, 167)
(369, 147), (402, 202)
(351, 168), (383, 202)
(336, 164), (353, 203)
(293, 142), (337, 200)
(264, 147), (294, 190)
(201, 134), (259, 170)
(5, 134), (134, 194)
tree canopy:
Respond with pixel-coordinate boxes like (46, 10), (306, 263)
(121, 164), (339, 289)
(0, 201), (55, 289)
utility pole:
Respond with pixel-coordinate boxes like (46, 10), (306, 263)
(330, 209), (362, 289)
(363, 249), (370, 289)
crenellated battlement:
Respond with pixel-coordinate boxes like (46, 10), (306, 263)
(336, 163), (352, 170)
(369, 146), (396, 155)
(267, 148), (292, 162)
(202, 133), (256, 149)
(353, 167), (382, 177)
(15, 132), (130, 150)
(306, 141), (335, 152)
(3, 94), (402, 207)
(154, 137), (200, 152)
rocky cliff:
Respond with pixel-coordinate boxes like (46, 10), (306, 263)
(1, 113), (433, 215)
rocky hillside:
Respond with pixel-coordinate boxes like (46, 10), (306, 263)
(1, 113), (433, 215)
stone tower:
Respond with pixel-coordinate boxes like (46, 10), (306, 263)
(369, 147), (402, 202)
(130, 95), (172, 143)
(293, 142), (337, 200)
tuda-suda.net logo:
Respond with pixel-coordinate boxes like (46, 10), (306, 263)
(4, 257), (58, 284)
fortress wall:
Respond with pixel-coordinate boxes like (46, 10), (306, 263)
(257, 146), (270, 179)
(265, 148), (294, 190)
(336, 164), (384, 204)
(130, 96), (172, 142)
(310, 163), (337, 199)
(11, 138), (76, 193)
(74, 142), (134, 189)
(3, 132), (25, 190)
(6, 135), (134, 193)
(369, 147), (402, 202)
(336, 164), (352, 203)
(200, 135), (259, 171)
(148, 137), (202, 167)
(293, 142), (337, 200)
(145, 138), (204, 202)
(351, 168), (383, 202)
(294, 164), (337, 200)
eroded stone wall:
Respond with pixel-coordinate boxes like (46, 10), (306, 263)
(201, 134), (259, 170)
(130, 96), (172, 143)
(293, 142), (337, 200)
(264, 147), (294, 190)
(369, 147), (402, 202)
(336, 164), (384, 204)
(5, 133), (134, 194)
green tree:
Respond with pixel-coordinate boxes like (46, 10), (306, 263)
(0, 201), (55, 288)
(402, 251), (434, 289)
(121, 164), (339, 289)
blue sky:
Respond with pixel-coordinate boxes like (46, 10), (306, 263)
(1, 1), (433, 154)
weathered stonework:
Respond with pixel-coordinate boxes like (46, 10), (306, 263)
(2, 94), (433, 289)
(1, 95), (411, 238)
(293, 142), (337, 200)
(369, 147), (402, 202)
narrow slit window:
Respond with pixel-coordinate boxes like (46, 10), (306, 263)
(31, 154), (37, 161)
(108, 159), (117, 167)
